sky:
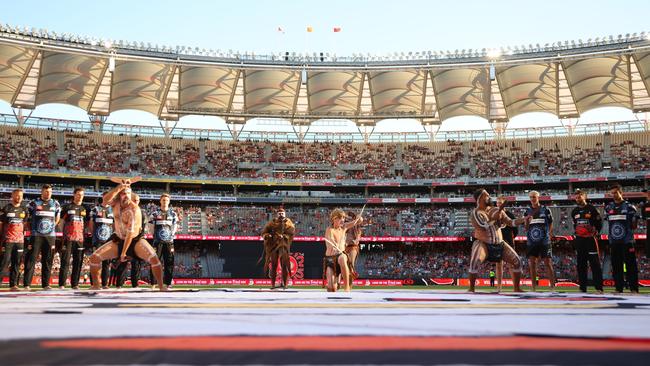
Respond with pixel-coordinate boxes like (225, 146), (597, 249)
(1, 0), (648, 133)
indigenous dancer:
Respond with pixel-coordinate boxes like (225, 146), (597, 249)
(495, 195), (517, 292)
(469, 189), (526, 292)
(261, 207), (295, 289)
(323, 208), (362, 292)
(344, 211), (363, 287)
(88, 177), (165, 291)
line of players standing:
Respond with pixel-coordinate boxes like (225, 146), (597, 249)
(0, 185), (178, 291)
(498, 184), (649, 293)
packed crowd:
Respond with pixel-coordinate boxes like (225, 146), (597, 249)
(0, 128), (57, 170)
(202, 206), (456, 237)
(5, 126), (649, 180)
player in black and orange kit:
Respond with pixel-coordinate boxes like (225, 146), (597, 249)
(570, 189), (603, 293)
(0, 189), (29, 291)
(58, 187), (88, 290)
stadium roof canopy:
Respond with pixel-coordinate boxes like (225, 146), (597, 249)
(2, 25), (650, 130)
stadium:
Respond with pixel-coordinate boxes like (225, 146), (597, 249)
(1, 3), (650, 365)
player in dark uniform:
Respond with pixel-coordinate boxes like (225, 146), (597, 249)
(571, 189), (603, 293)
(89, 196), (114, 289)
(58, 188), (88, 290)
(147, 193), (178, 289)
(604, 184), (639, 293)
(642, 189), (649, 259)
(0, 189), (29, 291)
(524, 190), (555, 292)
(23, 184), (61, 290)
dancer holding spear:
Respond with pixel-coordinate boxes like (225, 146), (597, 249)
(323, 208), (363, 292)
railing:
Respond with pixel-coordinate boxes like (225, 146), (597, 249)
(1, 113), (647, 142)
(1, 165), (647, 186)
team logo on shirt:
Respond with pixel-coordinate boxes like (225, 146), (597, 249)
(37, 220), (54, 235)
(158, 227), (172, 242)
(610, 223), (626, 241)
(529, 227), (545, 242)
(96, 226), (112, 242)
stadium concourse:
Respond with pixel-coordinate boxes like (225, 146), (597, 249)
(0, 287), (650, 365)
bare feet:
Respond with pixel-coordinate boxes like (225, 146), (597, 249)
(89, 285), (101, 291)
